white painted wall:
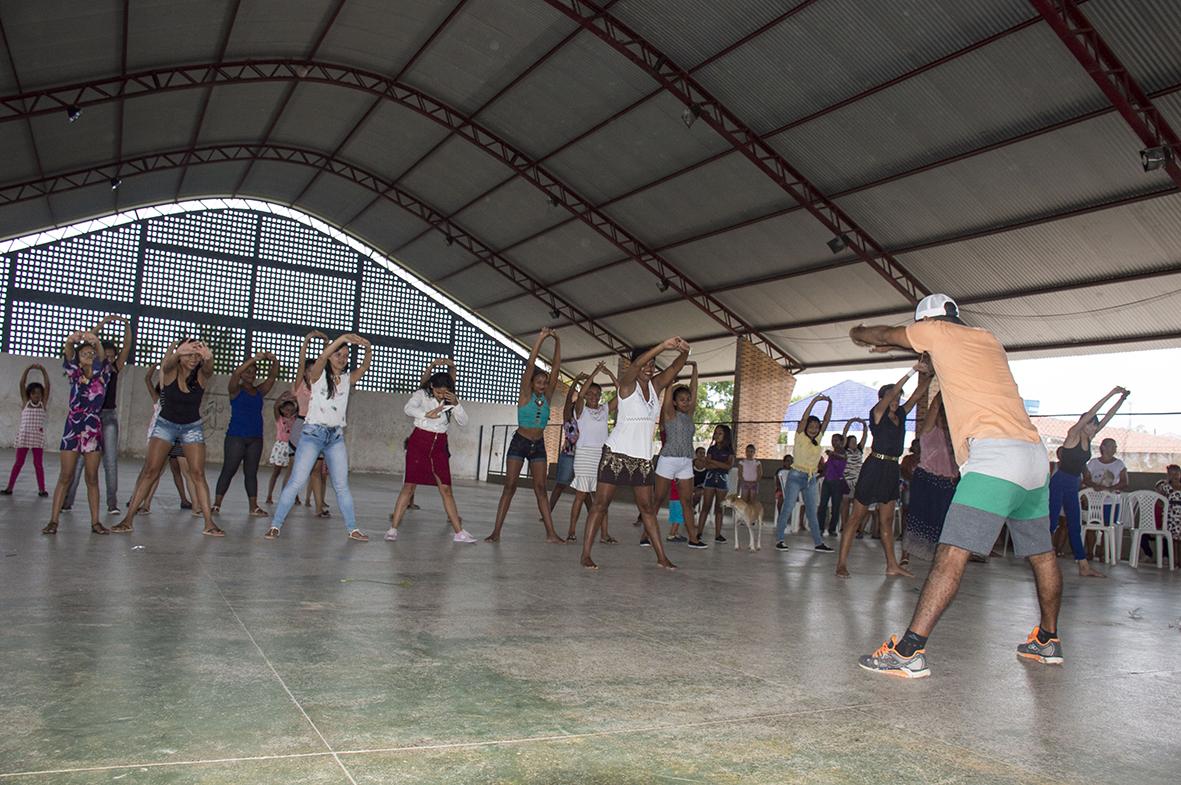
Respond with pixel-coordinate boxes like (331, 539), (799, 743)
(0, 353), (519, 480)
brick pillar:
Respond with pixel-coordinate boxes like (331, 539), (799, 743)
(732, 338), (796, 458)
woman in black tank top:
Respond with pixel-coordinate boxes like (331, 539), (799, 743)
(1049, 386), (1130, 578)
(114, 339), (223, 538)
(836, 358), (933, 579)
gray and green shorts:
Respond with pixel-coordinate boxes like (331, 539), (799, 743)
(939, 438), (1053, 558)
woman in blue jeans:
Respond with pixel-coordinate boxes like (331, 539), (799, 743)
(1049, 386), (1129, 578)
(265, 332), (373, 542)
(776, 394), (833, 552)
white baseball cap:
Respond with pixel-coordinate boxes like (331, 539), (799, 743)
(914, 293), (958, 321)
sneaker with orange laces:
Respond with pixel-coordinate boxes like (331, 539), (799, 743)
(1016, 627), (1063, 665)
(857, 635), (931, 679)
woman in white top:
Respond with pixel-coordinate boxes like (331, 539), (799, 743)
(581, 337), (690, 570)
(265, 332), (372, 542)
(385, 358), (476, 544)
(568, 361), (618, 543)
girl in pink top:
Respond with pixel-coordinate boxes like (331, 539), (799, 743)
(901, 393), (959, 563)
(3, 364), (50, 496)
(266, 394), (298, 504)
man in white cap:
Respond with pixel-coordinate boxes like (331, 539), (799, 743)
(846, 294), (1063, 678)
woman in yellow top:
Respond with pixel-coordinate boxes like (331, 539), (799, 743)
(775, 394), (833, 552)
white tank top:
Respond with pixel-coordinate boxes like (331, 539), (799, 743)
(605, 380), (659, 459)
(307, 372), (351, 428)
(576, 403), (609, 449)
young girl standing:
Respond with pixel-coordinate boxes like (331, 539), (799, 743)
(3, 364), (50, 496)
(266, 394), (297, 504)
(486, 328), (564, 543)
(265, 332), (373, 542)
(114, 339), (220, 536)
(581, 338), (691, 570)
(696, 424), (735, 543)
(653, 359), (705, 548)
(775, 395), (834, 552)
(386, 358), (477, 544)
(568, 362), (617, 543)
(44, 317), (131, 535)
(737, 444), (761, 503)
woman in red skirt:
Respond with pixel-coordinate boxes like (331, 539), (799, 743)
(385, 358), (477, 544)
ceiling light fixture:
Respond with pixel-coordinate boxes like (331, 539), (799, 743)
(109, 177), (122, 190)
(549, 308), (561, 319)
(1141, 144), (1177, 172)
(680, 102), (704, 129)
(547, 195), (560, 208)
(658, 278), (671, 292)
(444, 234), (454, 246)
(67, 105), (82, 123)
(826, 233), (850, 254)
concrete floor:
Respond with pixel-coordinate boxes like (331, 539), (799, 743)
(0, 453), (1178, 784)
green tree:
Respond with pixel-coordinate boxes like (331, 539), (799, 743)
(694, 380), (733, 442)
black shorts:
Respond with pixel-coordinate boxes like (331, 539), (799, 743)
(853, 456), (901, 506)
(597, 447), (654, 487)
(507, 431), (547, 464)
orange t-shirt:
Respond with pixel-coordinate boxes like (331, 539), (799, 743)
(905, 319), (1040, 465)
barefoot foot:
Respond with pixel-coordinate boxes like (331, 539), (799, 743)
(546, 535), (566, 544)
(657, 559), (678, 570)
(835, 564), (850, 578)
(581, 556), (598, 570)
(484, 534), (500, 543)
(886, 565), (915, 578)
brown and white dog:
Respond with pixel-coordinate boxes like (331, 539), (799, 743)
(723, 493), (763, 551)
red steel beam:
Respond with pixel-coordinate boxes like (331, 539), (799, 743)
(230, 0), (350, 197)
(390, 0), (817, 256)
(0, 143), (633, 361)
(1029, 0), (1181, 189)
(541, 0), (930, 305)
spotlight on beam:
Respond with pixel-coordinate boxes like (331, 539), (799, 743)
(1141, 145), (1176, 172)
(680, 103), (704, 129)
(658, 278), (671, 292)
(444, 234), (454, 246)
(826, 233), (850, 254)
(547, 195), (560, 208)
(549, 308), (561, 319)
(66, 104), (82, 123)
(109, 177), (122, 190)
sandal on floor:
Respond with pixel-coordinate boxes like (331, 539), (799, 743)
(41, 521), (58, 535)
(249, 507), (269, 517)
(566, 534), (578, 542)
(348, 529), (369, 542)
(202, 526), (226, 537)
(264, 527), (280, 540)
(210, 506), (220, 514)
(317, 509), (331, 518)
(110, 522), (133, 533)
(91, 522), (110, 535)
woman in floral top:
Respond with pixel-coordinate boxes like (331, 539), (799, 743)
(44, 316), (132, 535)
(1153, 464), (1181, 568)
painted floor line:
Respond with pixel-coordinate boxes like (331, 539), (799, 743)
(0, 701), (887, 779)
(203, 566), (358, 785)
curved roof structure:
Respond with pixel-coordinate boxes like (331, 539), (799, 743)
(1, 0), (1179, 378)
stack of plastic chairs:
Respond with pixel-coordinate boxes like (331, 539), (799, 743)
(1125, 490), (1174, 570)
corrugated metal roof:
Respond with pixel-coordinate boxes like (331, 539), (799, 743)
(834, 112), (1172, 249)
(399, 134), (518, 215)
(769, 24), (1109, 195)
(318, 0), (458, 75)
(692, 0), (1036, 135)
(224, 0), (338, 60)
(897, 193), (1181, 297)
(1085, 0), (1181, 93)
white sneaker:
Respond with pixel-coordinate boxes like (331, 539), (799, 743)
(453, 529), (478, 543)
(384, 527), (398, 542)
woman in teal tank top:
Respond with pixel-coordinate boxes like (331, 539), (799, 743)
(485, 328), (565, 543)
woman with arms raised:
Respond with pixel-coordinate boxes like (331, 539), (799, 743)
(580, 337), (691, 570)
(113, 338), (219, 536)
(264, 332), (373, 542)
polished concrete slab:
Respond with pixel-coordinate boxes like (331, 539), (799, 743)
(1, 453), (1178, 784)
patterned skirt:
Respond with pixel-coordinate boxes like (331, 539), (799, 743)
(903, 466), (958, 561)
(597, 446), (654, 488)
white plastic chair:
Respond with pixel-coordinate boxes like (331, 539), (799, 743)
(1125, 490), (1174, 570)
(1080, 489), (1119, 565)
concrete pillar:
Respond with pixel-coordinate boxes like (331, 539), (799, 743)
(732, 338), (796, 459)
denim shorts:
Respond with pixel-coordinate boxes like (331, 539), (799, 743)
(507, 431), (547, 464)
(151, 417), (204, 446)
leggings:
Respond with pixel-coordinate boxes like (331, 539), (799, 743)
(818, 477), (845, 534)
(215, 435), (264, 499)
(7, 447), (45, 491)
(1048, 470), (1084, 561)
